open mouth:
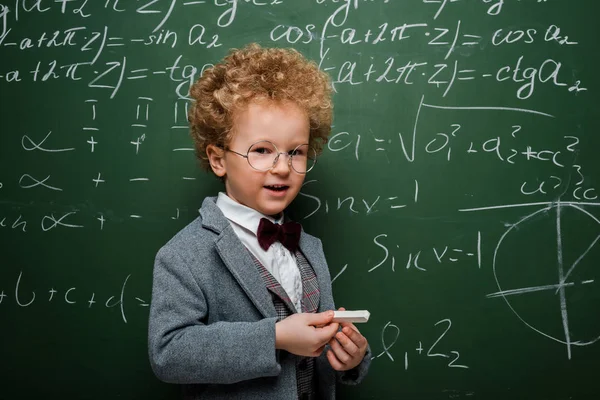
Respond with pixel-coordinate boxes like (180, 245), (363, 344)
(264, 185), (289, 192)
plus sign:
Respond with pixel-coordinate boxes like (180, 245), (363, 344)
(130, 137), (142, 154)
(88, 293), (96, 308)
(87, 136), (97, 152)
(97, 214), (105, 230)
(416, 341), (423, 355)
(93, 173), (105, 187)
(48, 288), (57, 301)
(0, 290), (6, 304)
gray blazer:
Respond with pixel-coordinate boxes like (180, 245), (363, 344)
(148, 197), (371, 400)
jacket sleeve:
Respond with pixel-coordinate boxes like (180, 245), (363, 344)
(148, 246), (281, 384)
(336, 345), (372, 385)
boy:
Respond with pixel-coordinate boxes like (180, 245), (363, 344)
(148, 43), (371, 399)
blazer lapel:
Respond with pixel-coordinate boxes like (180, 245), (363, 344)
(201, 197), (276, 320)
(215, 232), (277, 319)
(298, 232), (331, 311)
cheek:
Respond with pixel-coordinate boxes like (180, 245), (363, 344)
(232, 169), (264, 190)
(291, 175), (306, 191)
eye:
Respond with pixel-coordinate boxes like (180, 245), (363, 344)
(289, 146), (307, 157)
(252, 146), (273, 155)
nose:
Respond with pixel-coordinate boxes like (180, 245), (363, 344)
(271, 152), (292, 174)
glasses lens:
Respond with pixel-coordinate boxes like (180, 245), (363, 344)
(291, 144), (317, 174)
(247, 141), (278, 171)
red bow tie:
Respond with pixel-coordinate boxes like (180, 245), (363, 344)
(257, 218), (301, 253)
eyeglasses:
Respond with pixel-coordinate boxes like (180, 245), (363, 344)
(226, 140), (317, 174)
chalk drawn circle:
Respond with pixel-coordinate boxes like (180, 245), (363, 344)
(492, 203), (600, 348)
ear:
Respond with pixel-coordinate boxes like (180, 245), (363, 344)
(206, 144), (227, 177)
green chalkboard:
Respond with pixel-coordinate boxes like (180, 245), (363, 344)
(1, 1), (599, 399)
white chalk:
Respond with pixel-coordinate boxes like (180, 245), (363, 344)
(332, 310), (370, 323)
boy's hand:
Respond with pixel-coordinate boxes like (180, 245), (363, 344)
(275, 311), (339, 357)
(326, 307), (369, 371)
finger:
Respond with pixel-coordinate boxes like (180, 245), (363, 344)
(307, 311), (335, 326)
(334, 331), (360, 357)
(318, 320), (339, 334)
(329, 335), (352, 364)
(316, 322), (339, 343)
(336, 307), (361, 333)
(312, 321), (339, 347)
(326, 348), (346, 371)
(340, 321), (359, 333)
(341, 326), (368, 349)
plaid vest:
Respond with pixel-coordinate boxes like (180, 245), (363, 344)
(250, 250), (320, 400)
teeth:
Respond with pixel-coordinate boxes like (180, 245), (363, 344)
(266, 185), (288, 191)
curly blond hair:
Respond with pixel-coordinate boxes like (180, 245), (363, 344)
(188, 43), (333, 171)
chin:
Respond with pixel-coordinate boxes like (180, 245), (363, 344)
(259, 202), (289, 217)
(260, 207), (286, 217)
(257, 192), (298, 216)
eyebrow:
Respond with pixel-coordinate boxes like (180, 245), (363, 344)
(253, 140), (309, 148)
(282, 143), (309, 151)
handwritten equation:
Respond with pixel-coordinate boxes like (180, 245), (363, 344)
(0, 271), (148, 323)
(371, 318), (470, 370)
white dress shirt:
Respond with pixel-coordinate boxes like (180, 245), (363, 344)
(216, 192), (303, 312)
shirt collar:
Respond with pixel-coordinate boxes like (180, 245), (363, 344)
(216, 192), (282, 236)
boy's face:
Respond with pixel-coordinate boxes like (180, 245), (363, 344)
(208, 100), (311, 217)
